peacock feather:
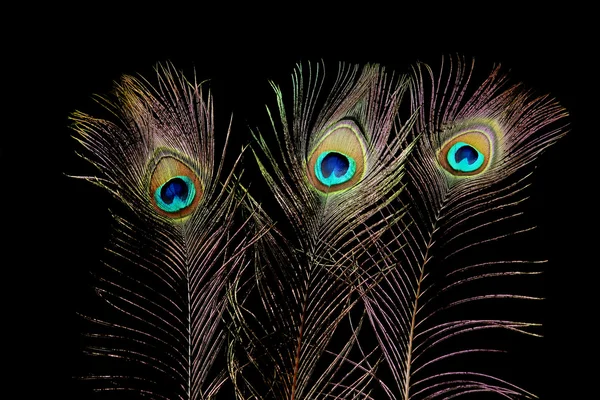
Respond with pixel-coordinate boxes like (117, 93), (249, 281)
(70, 63), (258, 399)
(69, 56), (568, 399)
(226, 61), (415, 400)
(360, 56), (569, 399)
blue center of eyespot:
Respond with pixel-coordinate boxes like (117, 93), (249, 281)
(447, 142), (484, 172)
(154, 176), (196, 212)
(315, 151), (356, 186)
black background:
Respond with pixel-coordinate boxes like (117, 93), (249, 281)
(9, 7), (591, 399)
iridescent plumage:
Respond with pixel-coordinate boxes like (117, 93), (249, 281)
(71, 57), (568, 400)
(71, 63), (256, 398)
(227, 61), (414, 400)
(360, 56), (568, 399)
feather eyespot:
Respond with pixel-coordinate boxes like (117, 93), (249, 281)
(314, 151), (357, 186)
(306, 120), (366, 193)
(149, 155), (203, 219)
(154, 176), (196, 212)
(438, 130), (492, 176)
